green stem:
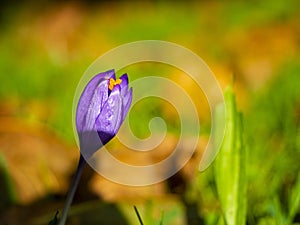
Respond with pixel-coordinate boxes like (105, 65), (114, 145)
(58, 154), (86, 225)
(134, 205), (144, 225)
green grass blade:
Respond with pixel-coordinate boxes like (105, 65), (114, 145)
(158, 211), (164, 225)
(134, 205), (144, 225)
(0, 152), (17, 207)
(214, 86), (247, 225)
(287, 173), (300, 224)
(48, 211), (59, 225)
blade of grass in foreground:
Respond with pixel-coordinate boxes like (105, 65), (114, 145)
(214, 86), (247, 225)
(287, 172), (300, 224)
(0, 153), (17, 208)
(134, 205), (144, 225)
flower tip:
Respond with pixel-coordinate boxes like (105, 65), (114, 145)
(120, 73), (128, 78)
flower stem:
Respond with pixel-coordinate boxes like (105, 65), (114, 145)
(58, 154), (86, 225)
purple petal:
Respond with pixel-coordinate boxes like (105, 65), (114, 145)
(122, 87), (132, 121)
(76, 69), (115, 133)
(79, 130), (104, 158)
(120, 73), (128, 92)
(83, 79), (109, 132)
(122, 87), (132, 105)
(95, 85), (123, 145)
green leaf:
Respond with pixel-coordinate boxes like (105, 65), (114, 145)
(287, 173), (300, 224)
(134, 205), (144, 225)
(214, 86), (247, 225)
(0, 152), (17, 208)
(158, 211), (164, 225)
(48, 211), (59, 225)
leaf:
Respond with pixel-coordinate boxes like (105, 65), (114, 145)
(0, 152), (17, 208)
(134, 205), (144, 225)
(48, 211), (59, 225)
(158, 211), (164, 225)
(214, 86), (247, 225)
(287, 173), (300, 224)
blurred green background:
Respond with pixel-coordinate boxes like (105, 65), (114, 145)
(0, 0), (299, 224)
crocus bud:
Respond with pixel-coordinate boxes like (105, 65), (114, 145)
(76, 69), (132, 158)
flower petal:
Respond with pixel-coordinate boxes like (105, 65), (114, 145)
(122, 87), (132, 122)
(95, 85), (123, 145)
(83, 79), (108, 132)
(119, 73), (131, 112)
(120, 73), (129, 92)
(76, 69), (115, 133)
(79, 130), (104, 158)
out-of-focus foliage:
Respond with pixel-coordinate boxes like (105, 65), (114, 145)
(245, 61), (300, 225)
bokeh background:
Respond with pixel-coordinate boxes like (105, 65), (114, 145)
(0, 0), (299, 224)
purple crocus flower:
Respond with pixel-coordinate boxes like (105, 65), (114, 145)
(76, 69), (132, 158)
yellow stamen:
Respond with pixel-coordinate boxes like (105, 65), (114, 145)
(108, 78), (122, 91)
